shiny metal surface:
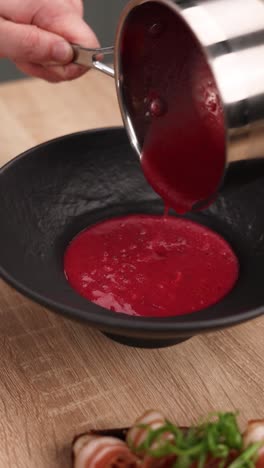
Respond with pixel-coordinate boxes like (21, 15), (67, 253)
(73, 0), (264, 204)
(179, 0), (264, 164)
(114, 0), (264, 168)
(72, 44), (115, 77)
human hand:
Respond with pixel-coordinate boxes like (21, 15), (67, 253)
(0, 0), (99, 82)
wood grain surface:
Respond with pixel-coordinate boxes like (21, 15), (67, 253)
(0, 71), (263, 468)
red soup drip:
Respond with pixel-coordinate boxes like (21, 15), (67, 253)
(120, 2), (225, 213)
(64, 215), (239, 318)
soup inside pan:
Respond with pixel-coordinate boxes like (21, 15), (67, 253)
(0, 127), (263, 348)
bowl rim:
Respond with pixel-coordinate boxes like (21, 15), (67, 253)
(0, 127), (263, 338)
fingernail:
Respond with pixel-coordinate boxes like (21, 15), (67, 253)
(52, 41), (73, 64)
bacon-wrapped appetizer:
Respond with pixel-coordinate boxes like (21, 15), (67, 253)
(126, 410), (176, 468)
(243, 420), (264, 468)
(73, 433), (139, 467)
(73, 411), (264, 467)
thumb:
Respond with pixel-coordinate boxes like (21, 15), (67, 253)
(35, 11), (100, 49)
(0, 17), (73, 64)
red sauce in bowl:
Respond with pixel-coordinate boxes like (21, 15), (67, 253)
(64, 6), (235, 318)
(64, 215), (238, 317)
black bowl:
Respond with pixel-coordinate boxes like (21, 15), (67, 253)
(0, 127), (263, 348)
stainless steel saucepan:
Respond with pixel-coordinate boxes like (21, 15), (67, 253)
(72, 0), (264, 205)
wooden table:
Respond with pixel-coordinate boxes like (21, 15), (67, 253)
(0, 72), (263, 468)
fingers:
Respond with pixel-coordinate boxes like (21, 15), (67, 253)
(0, 0), (99, 81)
(47, 63), (88, 80)
(15, 62), (88, 82)
(32, 10), (100, 79)
(35, 9), (100, 49)
(68, 0), (84, 16)
(0, 0), (83, 24)
(15, 62), (62, 83)
(0, 17), (73, 64)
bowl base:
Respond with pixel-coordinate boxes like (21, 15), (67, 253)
(103, 332), (191, 348)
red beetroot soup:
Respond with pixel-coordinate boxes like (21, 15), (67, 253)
(120, 2), (225, 213)
(64, 215), (239, 318)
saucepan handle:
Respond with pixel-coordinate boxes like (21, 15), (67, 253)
(71, 44), (115, 78)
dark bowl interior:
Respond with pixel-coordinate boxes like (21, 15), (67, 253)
(0, 127), (263, 348)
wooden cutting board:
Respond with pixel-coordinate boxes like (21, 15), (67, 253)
(0, 71), (263, 468)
